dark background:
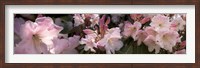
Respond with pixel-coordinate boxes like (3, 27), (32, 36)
(0, 0), (199, 68)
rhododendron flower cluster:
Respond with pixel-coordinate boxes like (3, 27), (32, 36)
(14, 14), (186, 54)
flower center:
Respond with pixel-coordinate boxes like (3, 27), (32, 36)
(32, 34), (43, 54)
(162, 35), (169, 42)
(177, 22), (180, 26)
(108, 39), (113, 46)
(32, 35), (40, 41)
(131, 27), (137, 32)
(159, 24), (162, 27)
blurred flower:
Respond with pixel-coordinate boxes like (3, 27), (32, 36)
(97, 27), (123, 54)
(122, 21), (141, 40)
(15, 17), (63, 54)
(171, 16), (186, 31)
(179, 40), (186, 50)
(14, 17), (25, 35)
(14, 17), (25, 45)
(111, 14), (123, 24)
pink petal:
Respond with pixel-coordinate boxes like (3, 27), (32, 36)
(83, 29), (95, 34)
(15, 39), (48, 54)
(50, 35), (80, 54)
(144, 35), (160, 53)
(67, 35), (80, 49)
(41, 38), (54, 51)
(133, 21), (142, 30)
(144, 35), (156, 47)
(35, 17), (54, 27)
(97, 37), (107, 47)
(50, 38), (68, 54)
(144, 27), (157, 36)
(105, 17), (110, 25)
(15, 40), (37, 54)
(151, 14), (169, 24)
(140, 17), (150, 24)
(122, 21), (134, 37)
(19, 21), (36, 40)
(109, 27), (121, 39)
(135, 30), (147, 46)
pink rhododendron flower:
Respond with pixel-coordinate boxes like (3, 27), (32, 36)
(156, 30), (179, 52)
(150, 14), (171, 31)
(97, 27), (123, 54)
(143, 35), (160, 53)
(144, 26), (181, 53)
(14, 14), (186, 54)
(143, 27), (161, 53)
(135, 30), (148, 46)
(122, 21), (142, 40)
(80, 29), (98, 52)
(15, 17), (63, 54)
(88, 14), (100, 27)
